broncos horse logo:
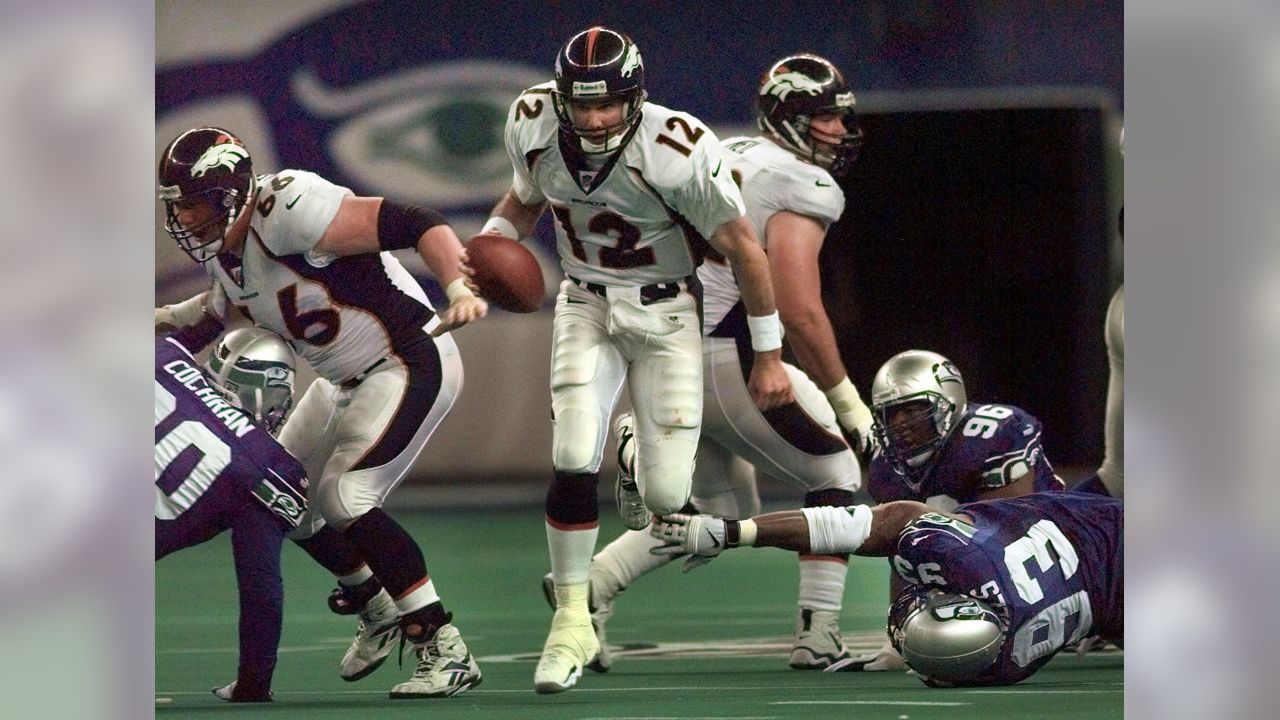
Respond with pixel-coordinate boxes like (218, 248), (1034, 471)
(761, 71), (824, 101)
(191, 142), (249, 178)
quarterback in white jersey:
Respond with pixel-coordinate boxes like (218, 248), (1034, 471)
(155, 127), (484, 699)
(579, 55), (878, 672)
(466, 27), (792, 694)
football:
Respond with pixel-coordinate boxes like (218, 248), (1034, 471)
(466, 233), (545, 313)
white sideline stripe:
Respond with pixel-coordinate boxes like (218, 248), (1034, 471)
(773, 701), (970, 707)
(964, 688), (1123, 694)
(157, 685), (861, 696)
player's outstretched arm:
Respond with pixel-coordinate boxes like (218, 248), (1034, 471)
(650, 501), (932, 559)
(311, 196), (488, 335)
(766, 211), (874, 456)
(709, 216), (793, 411)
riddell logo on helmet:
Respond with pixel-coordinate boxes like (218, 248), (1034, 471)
(573, 80), (608, 96)
(191, 143), (248, 178)
(762, 72), (823, 101)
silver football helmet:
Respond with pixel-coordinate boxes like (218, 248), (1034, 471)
(888, 586), (1005, 685)
(206, 327), (296, 435)
(870, 349), (967, 479)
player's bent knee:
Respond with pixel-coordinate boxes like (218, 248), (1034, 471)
(552, 407), (603, 472)
(640, 466), (693, 515)
(314, 475), (382, 529)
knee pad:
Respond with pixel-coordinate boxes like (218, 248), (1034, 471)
(314, 469), (382, 529)
(552, 405), (603, 472)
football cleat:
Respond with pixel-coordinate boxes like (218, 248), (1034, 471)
(534, 597), (601, 693)
(613, 413), (651, 531)
(389, 623), (483, 699)
(340, 588), (402, 681)
(789, 608), (852, 670)
(541, 572), (615, 672)
(212, 680), (272, 703)
(826, 639), (907, 672)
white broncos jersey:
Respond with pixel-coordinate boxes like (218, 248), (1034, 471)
(203, 170), (437, 383)
(700, 136), (845, 337)
(504, 82), (746, 286)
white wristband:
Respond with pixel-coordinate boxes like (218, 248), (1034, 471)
(739, 519), (758, 547)
(480, 216), (518, 240)
(747, 312), (783, 352)
(445, 277), (475, 304)
(824, 377), (873, 432)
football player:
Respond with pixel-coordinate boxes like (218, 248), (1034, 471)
(467, 26), (793, 694)
(155, 128), (484, 698)
(650, 490), (1123, 687)
(851, 349), (1065, 670)
(1075, 130), (1124, 500)
(156, 326), (307, 702)
(557, 54), (872, 672)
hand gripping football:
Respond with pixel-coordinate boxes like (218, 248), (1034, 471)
(466, 233), (545, 313)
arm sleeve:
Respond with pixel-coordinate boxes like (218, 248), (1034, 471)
(229, 503), (286, 699)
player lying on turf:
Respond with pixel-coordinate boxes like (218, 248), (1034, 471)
(650, 491), (1122, 686)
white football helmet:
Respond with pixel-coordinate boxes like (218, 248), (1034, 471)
(870, 349), (967, 479)
(888, 586), (1005, 685)
(206, 327), (296, 435)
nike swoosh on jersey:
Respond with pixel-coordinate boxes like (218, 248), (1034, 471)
(815, 180), (832, 187)
(286, 194), (305, 209)
(711, 159), (722, 177)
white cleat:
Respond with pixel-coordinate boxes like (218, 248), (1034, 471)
(389, 623), (483, 699)
(613, 413), (651, 531)
(789, 608), (852, 670)
(340, 588), (402, 681)
(541, 572), (615, 672)
(533, 606), (601, 694)
(826, 639), (907, 672)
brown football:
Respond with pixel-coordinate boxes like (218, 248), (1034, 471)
(466, 233), (545, 313)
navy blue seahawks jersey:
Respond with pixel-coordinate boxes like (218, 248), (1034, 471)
(892, 492), (1123, 685)
(154, 335), (307, 551)
(869, 403), (1063, 506)
(155, 334), (309, 697)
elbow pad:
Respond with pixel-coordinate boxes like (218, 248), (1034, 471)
(377, 200), (448, 251)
